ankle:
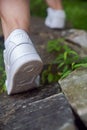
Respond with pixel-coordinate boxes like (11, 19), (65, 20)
(4, 27), (30, 40)
(46, 0), (63, 10)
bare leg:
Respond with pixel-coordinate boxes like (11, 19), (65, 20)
(45, 0), (63, 10)
(0, 0), (30, 40)
(0, 0), (43, 95)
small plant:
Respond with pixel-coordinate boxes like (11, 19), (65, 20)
(0, 47), (6, 93)
(41, 38), (87, 84)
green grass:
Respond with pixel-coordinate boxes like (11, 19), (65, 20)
(41, 38), (87, 84)
(30, 0), (47, 17)
(0, 42), (6, 93)
(63, 0), (87, 30)
(30, 0), (87, 30)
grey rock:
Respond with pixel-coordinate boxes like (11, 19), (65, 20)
(61, 29), (87, 57)
(0, 91), (77, 130)
(65, 29), (87, 48)
(58, 123), (77, 130)
(59, 68), (87, 126)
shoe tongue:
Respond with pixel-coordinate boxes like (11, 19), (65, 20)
(5, 29), (32, 49)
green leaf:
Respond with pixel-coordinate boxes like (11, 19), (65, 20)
(58, 62), (65, 68)
(64, 51), (68, 60)
(69, 50), (78, 56)
(61, 70), (71, 79)
(41, 70), (48, 84)
(73, 63), (87, 69)
(48, 73), (54, 83)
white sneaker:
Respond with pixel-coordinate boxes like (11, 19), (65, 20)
(4, 29), (43, 95)
(45, 8), (66, 29)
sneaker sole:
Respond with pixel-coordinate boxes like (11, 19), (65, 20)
(6, 54), (43, 95)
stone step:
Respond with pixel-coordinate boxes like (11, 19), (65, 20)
(59, 68), (87, 127)
(0, 86), (77, 130)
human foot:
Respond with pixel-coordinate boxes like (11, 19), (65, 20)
(45, 8), (66, 29)
(4, 29), (43, 95)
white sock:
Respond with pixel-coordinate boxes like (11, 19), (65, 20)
(47, 7), (66, 17)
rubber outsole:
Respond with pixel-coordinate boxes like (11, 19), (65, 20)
(6, 54), (43, 95)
